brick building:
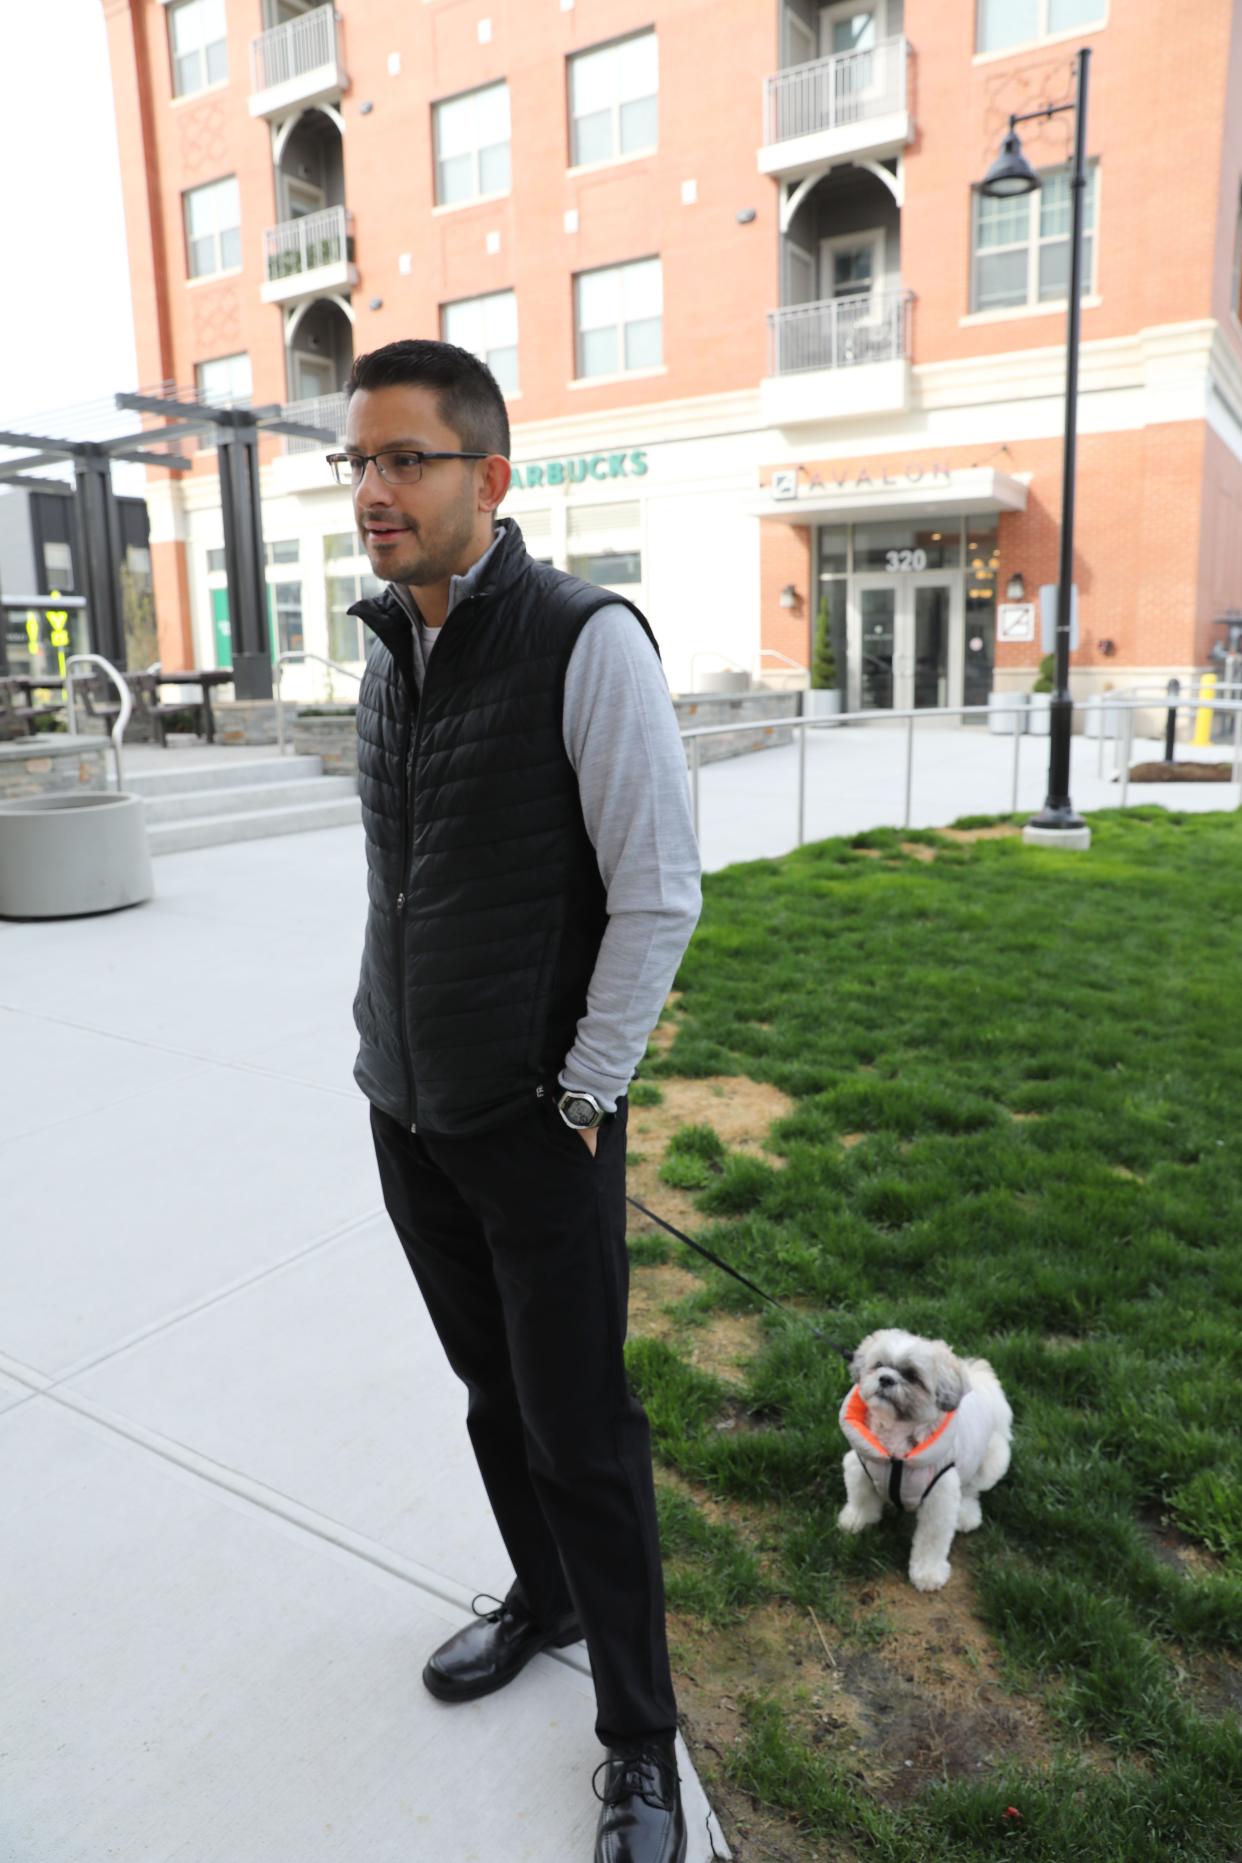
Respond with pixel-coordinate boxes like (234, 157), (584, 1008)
(102, 0), (1242, 709)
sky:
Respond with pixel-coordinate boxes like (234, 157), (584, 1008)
(0, 0), (142, 485)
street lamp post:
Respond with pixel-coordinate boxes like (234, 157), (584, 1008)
(979, 47), (1092, 847)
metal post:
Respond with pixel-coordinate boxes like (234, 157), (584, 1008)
(797, 714), (807, 847)
(72, 448), (127, 668)
(218, 414), (273, 701)
(1011, 715), (1022, 813)
(690, 732), (700, 838)
(1119, 704), (1133, 809)
(1164, 677), (1179, 762)
(903, 712), (914, 828)
(1029, 46), (1090, 834)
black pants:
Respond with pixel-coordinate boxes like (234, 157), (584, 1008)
(368, 1087), (679, 1748)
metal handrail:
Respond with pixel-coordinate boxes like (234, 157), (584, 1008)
(274, 650), (363, 755)
(65, 653), (133, 792)
(677, 696), (1242, 844)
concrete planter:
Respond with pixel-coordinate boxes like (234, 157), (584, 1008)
(1083, 698), (1122, 739)
(0, 792), (153, 919)
(1027, 692), (1052, 736)
(988, 692), (1028, 736)
(805, 689), (843, 725)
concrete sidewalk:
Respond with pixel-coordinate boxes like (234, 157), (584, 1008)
(0, 827), (728, 1863)
(3, 719), (1236, 1860)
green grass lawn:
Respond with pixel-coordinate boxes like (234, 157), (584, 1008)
(626, 807), (1242, 1862)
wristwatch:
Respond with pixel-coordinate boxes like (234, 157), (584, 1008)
(556, 1087), (608, 1130)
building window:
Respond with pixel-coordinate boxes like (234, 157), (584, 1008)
(574, 258), (662, 378)
(265, 540), (303, 658)
(194, 352), (251, 449)
(567, 550), (642, 585)
(324, 533), (382, 663)
(977, 0), (1105, 54)
(568, 30), (658, 168)
(441, 290), (519, 395)
(971, 163), (1098, 311)
(42, 539), (74, 591)
(433, 81), (511, 206)
(184, 176), (242, 279)
(168, 0), (228, 98)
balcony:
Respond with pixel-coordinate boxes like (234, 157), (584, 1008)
(758, 38), (911, 183)
(281, 390), (348, 455)
(760, 289), (913, 426)
(249, 4), (347, 119)
(261, 206), (357, 305)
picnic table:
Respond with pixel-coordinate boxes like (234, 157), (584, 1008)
(0, 675), (69, 739)
(74, 667), (235, 746)
(147, 669), (235, 744)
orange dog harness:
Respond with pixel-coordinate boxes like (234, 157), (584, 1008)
(839, 1384), (992, 1511)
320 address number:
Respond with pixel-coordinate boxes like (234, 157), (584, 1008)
(884, 548), (928, 573)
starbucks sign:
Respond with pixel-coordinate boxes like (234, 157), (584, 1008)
(510, 450), (648, 491)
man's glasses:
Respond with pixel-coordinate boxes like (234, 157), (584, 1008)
(326, 448), (488, 488)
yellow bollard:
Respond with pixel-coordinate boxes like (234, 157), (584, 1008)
(1193, 674), (1216, 746)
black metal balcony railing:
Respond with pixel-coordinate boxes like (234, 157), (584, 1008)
(765, 37), (908, 145)
(768, 290), (913, 374)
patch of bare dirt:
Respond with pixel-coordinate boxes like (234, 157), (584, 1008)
(667, 1538), (1104, 1862)
(1008, 1110), (1044, 1122)
(937, 824), (1022, 844)
(839, 1133), (867, 1149)
(899, 842), (938, 863)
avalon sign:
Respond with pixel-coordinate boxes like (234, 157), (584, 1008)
(769, 463), (954, 499)
(510, 449), (648, 491)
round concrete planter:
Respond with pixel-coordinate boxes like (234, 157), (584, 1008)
(0, 792), (153, 920)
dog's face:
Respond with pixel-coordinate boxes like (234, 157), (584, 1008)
(850, 1328), (967, 1427)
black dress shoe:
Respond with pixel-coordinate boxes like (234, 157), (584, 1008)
(422, 1590), (583, 1703)
(593, 1736), (687, 1863)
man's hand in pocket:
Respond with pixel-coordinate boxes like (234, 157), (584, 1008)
(578, 1127), (598, 1156)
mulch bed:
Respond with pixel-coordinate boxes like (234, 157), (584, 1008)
(1127, 761), (1233, 782)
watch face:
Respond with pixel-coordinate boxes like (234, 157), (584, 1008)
(563, 1097), (596, 1128)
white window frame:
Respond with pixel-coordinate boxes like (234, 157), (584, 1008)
(970, 162), (1098, 314)
(184, 176), (242, 280)
(818, 2), (881, 59)
(168, 0), (228, 100)
(573, 257), (663, 381)
(432, 81), (511, 208)
(975, 0), (1107, 59)
(441, 290), (520, 396)
(567, 30), (659, 172)
(820, 229), (885, 300)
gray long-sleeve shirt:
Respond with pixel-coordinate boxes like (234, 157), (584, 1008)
(389, 519), (702, 1112)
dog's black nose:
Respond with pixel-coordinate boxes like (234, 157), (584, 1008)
(878, 1373), (895, 1388)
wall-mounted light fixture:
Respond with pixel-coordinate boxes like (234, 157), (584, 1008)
(779, 584), (798, 609)
(1005, 572), (1026, 601)
(1097, 638), (1117, 657)
(736, 208), (757, 224)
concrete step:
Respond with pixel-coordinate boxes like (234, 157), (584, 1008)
(147, 794), (362, 854)
(140, 775), (357, 825)
(111, 755), (326, 798)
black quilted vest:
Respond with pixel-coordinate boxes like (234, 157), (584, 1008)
(348, 517), (660, 1137)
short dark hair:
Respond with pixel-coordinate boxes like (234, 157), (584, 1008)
(346, 340), (510, 460)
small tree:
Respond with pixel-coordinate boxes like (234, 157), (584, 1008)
(1032, 653), (1055, 695)
(810, 594), (837, 691)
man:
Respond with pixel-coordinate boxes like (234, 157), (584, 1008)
(341, 339), (702, 1863)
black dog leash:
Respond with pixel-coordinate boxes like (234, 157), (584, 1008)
(625, 1196), (855, 1367)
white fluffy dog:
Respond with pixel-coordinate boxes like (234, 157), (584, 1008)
(836, 1328), (1013, 1591)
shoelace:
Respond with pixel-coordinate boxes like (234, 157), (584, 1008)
(470, 1591), (511, 1623)
(591, 1740), (680, 1810)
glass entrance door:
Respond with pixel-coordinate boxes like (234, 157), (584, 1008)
(850, 574), (958, 713)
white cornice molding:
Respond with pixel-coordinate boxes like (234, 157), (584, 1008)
(914, 320), (1220, 413)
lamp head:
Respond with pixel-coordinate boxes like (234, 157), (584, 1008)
(980, 126), (1041, 198)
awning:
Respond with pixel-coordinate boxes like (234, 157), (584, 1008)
(749, 467), (1029, 526)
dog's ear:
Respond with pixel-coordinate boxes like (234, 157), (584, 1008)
(931, 1349), (967, 1412)
(848, 1344), (867, 1388)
